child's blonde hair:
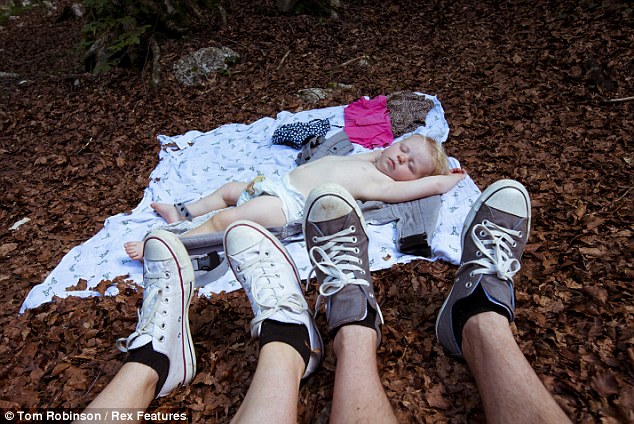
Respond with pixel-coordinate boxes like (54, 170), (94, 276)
(415, 134), (450, 175)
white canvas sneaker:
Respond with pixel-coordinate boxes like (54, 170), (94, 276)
(224, 220), (323, 378)
(117, 230), (196, 397)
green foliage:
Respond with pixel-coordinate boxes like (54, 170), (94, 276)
(81, 0), (151, 72)
(81, 0), (222, 73)
(0, 0), (36, 26)
(293, 0), (332, 16)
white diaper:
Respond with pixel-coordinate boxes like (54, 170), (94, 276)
(236, 174), (306, 224)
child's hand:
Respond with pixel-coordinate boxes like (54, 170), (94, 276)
(448, 168), (467, 181)
(447, 168), (467, 184)
(449, 167), (467, 175)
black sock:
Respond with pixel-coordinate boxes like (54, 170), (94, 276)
(126, 342), (170, 398)
(452, 284), (509, 351)
(355, 302), (378, 331)
(260, 320), (311, 370)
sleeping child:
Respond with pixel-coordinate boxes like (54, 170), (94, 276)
(124, 134), (467, 260)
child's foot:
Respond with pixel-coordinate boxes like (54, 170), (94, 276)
(151, 202), (185, 224)
(125, 240), (145, 260)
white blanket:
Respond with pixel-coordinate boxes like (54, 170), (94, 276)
(20, 96), (481, 313)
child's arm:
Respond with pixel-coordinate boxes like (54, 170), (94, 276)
(364, 168), (467, 203)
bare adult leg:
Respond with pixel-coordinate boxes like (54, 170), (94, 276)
(303, 184), (397, 424)
(462, 312), (570, 424)
(231, 343), (305, 424)
(330, 325), (397, 424)
(75, 363), (157, 424)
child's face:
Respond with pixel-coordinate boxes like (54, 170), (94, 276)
(375, 136), (435, 181)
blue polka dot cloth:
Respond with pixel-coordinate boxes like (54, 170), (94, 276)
(271, 118), (331, 149)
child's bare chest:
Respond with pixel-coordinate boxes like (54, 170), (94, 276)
(290, 157), (387, 197)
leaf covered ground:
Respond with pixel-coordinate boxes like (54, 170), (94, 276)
(0, 0), (632, 422)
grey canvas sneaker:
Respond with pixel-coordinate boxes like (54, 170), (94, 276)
(224, 220), (323, 378)
(116, 230), (196, 397)
(303, 183), (384, 344)
(436, 179), (531, 357)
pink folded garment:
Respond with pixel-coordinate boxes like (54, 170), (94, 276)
(343, 95), (394, 148)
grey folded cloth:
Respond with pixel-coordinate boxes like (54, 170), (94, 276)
(296, 130), (354, 165)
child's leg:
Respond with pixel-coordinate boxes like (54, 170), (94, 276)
(125, 195), (288, 260)
(151, 182), (247, 223)
(184, 195), (287, 236)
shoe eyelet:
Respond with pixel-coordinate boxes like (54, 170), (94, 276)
(518, 231), (523, 238)
(158, 336), (165, 342)
(476, 251), (482, 257)
(512, 242), (517, 247)
(350, 225), (356, 231)
(164, 285), (171, 292)
(469, 271), (475, 277)
(160, 323), (166, 329)
(354, 247), (360, 254)
(162, 310), (168, 316)
(236, 266), (241, 272)
(466, 282), (473, 288)
(312, 236), (318, 242)
(352, 237), (357, 243)
(264, 251), (270, 257)
(163, 298), (170, 304)
(479, 230), (486, 237)
(164, 271), (171, 279)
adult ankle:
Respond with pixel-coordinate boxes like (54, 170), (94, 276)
(462, 312), (513, 361)
(125, 343), (169, 398)
(119, 361), (161, 395)
(259, 341), (306, 381)
(333, 324), (378, 357)
(259, 319), (311, 371)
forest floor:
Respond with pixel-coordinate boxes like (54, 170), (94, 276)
(0, 0), (632, 422)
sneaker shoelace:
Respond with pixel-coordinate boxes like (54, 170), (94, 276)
(465, 220), (522, 281)
(236, 241), (309, 330)
(116, 272), (169, 352)
(308, 225), (383, 323)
